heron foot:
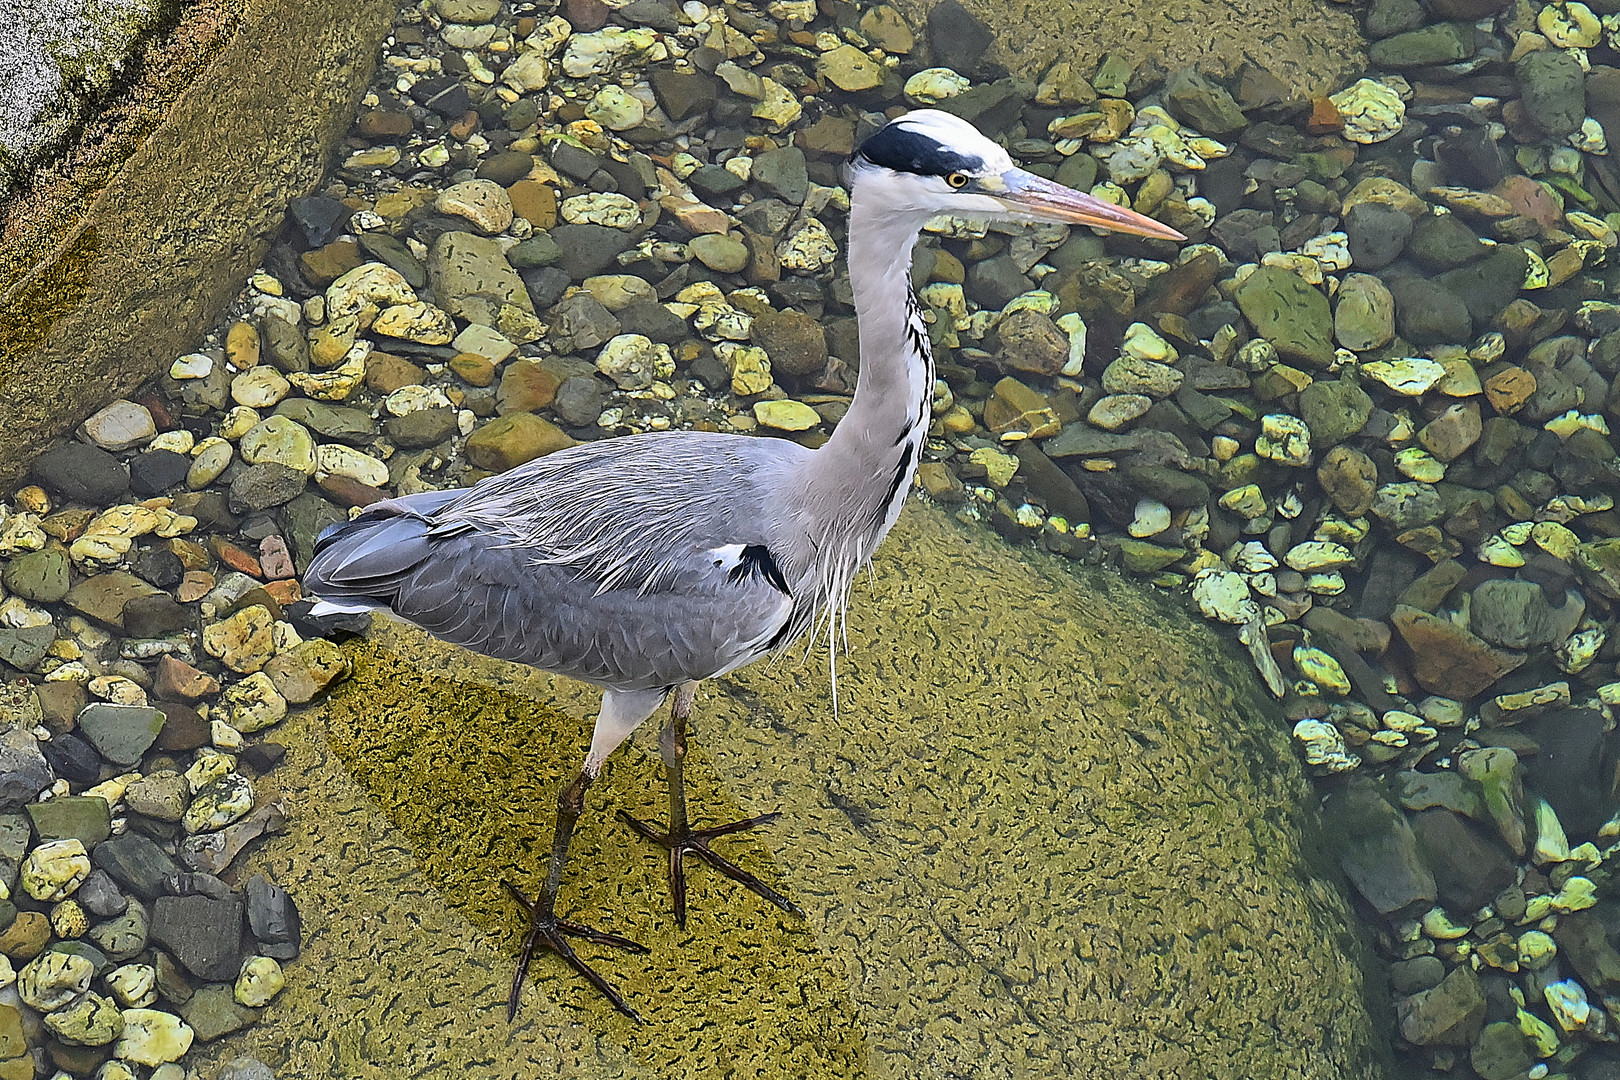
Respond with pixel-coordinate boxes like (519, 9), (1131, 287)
(502, 879), (649, 1024)
(615, 809), (804, 929)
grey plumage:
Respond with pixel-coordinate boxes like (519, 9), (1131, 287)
(300, 109), (1183, 1020)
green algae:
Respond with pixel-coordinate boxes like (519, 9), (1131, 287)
(191, 504), (1386, 1079)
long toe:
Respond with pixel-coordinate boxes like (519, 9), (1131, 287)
(503, 880), (647, 1024)
(617, 810), (803, 924)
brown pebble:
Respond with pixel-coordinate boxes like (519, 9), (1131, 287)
(356, 109), (413, 140)
(34, 681), (86, 733)
(0, 912), (50, 961)
(210, 537), (263, 578)
(448, 110), (479, 141)
(259, 535), (296, 580)
(364, 351), (426, 393)
(155, 700), (211, 752)
(507, 180), (555, 228)
(317, 474), (388, 508)
(263, 580), (303, 606)
(177, 571), (214, 603)
(450, 352), (497, 387)
(565, 0), (610, 30)
(154, 656), (220, 701)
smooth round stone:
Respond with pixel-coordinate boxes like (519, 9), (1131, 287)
(238, 416), (316, 475)
(1, 549), (70, 603)
(106, 963), (156, 1008)
(230, 367), (291, 409)
(689, 233), (750, 273)
(582, 274), (657, 311)
(315, 444), (388, 488)
(169, 353), (214, 379)
(753, 399), (821, 431)
(584, 84), (645, 130)
(434, 179), (514, 235)
(187, 438), (234, 489)
(1087, 394), (1151, 432)
(80, 400), (155, 452)
(114, 1009), (194, 1066)
(325, 263), (417, 321)
(234, 956), (284, 1007)
(17, 950), (93, 1010)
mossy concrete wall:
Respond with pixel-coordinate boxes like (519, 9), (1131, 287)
(0, 0), (396, 490)
(199, 505), (1390, 1079)
(894, 0), (1364, 97)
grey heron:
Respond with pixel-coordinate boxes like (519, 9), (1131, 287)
(303, 109), (1184, 1021)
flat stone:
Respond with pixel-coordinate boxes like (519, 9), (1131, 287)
(178, 984), (259, 1041)
(750, 308), (827, 378)
(435, 179), (514, 235)
(995, 310), (1070, 377)
(88, 899), (149, 962)
(92, 834), (178, 902)
(227, 464), (307, 513)
(1391, 604), (1526, 699)
(1232, 266), (1334, 367)
(114, 1009), (194, 1067)
(30, 444), (130, 505)
(384, 407), (458, 449)
(1, 549), (70, 602)
(428, 231), (534, 323)
(688, 233), (750, 273)
(148, 896), (244, 981)
(1411, 808), (1517, 911)
(63, 571), (162, 630)
(817, 44), (884, 92)
(26, 797), (111, 848)
(79, 400), (155, 452)
(1326, 778), (1435, 915)
(1398, 963), (1486, 1046)
(262, 639), (349, 704)
(245, 874), (300, 958)
(0, 729), (53, 810)
(1333, 273), (1395, 352)
(463, 414), (574, 472)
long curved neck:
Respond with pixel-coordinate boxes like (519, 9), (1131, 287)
(776, 196), (934, 579)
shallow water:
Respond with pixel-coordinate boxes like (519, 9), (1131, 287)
(185, 504), (1378, 1079)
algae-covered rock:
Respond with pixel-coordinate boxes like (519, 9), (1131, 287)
(249, 504), (1383, 1079)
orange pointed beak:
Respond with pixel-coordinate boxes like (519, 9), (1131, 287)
(991, 168), (1187, 241)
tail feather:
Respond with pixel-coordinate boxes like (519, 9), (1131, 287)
(304, 489), (464, 605)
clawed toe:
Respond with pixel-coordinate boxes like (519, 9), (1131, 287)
(617, 810), (804, 929)
(503, 880), (649, 1023)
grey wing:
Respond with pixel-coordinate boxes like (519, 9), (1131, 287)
(302, 436), (804, 689)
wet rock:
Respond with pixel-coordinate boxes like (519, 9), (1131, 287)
(92, 834), (179, 901)
(1411, 808), (1517, 911)
(551, 376), (607, 427)
(964, 255), (1030, 310)
(45, 988), (122, 1046)
(122, 594), (188, 638)
(1388, 276), (1472, 346)
(77, 871), (126, 919)
(263, 639), (349, 704)
(1366, 0), (1424, 36)
(114, 1009), (194, 1067)
(201, 605), (276, 674)
(178, 984), (258, 1041)
(1435, 246), (1527, 324)
(1326, 778), (1435, 914)
(40, 735), (102, 787)
(79, 400), (154, 452)
(26, 797), (111, 848)
(1231, 266), (1333, 368)
(1391, 605), (1526, 699)
(428, 232), (533, 323)
(1163, 69), (1246, 135)
(245, 875), (300, 960)
(1471, 1021), (1534, 1080)
(994, 310), (1069, 377)
(1469, 580), (1583, 649)
(1344, 202), (1412, 271)
(1333, 273), (1395, 352)
(125, 773), (190, 823)
(464, 413), (574, 472)
(548, 223), (633, 280)
(76, 704), (164, 767)
(1517, 48), (1586, 138)
(648, 69), (716, 121)
(89, 899), (148, 962)
(17, 950), (93, 1011)
(63, 571), (162, 630)
(1390, 956), (1446, 993)
(0, 912), (49, 961)
(1299, 378), (1372, 448)
(1554, 910), (1620, 989)
(0, 730), (52, 810)
(1398, 963), (1486, 1046)
(750, 309), (827, 379)
(1369, 23), (1474, 68)
(0, 548), (64, 605)
(547, 292), (619, 352)
(926, 0), (993, 75)
(1408, 213), (1486, 271)
(384, 407), (458, 449)
(1417, 402), (1481, 462)
(228, 463), (307, 513)
(752, 147), (809, 205)
(30, 444), (130, 505)
(149, 896), (243, 981)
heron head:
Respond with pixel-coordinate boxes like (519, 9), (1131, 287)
(847, 109), (1185, 241)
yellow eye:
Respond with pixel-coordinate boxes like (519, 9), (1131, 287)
(946, 172), (969, 189)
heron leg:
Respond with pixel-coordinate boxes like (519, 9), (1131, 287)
(504, 769), (650, 1023)
(617, 682), (803, 928)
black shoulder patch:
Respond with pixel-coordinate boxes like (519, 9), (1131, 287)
(853, 123), (983, 178)
(728, 544), (791, 595)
